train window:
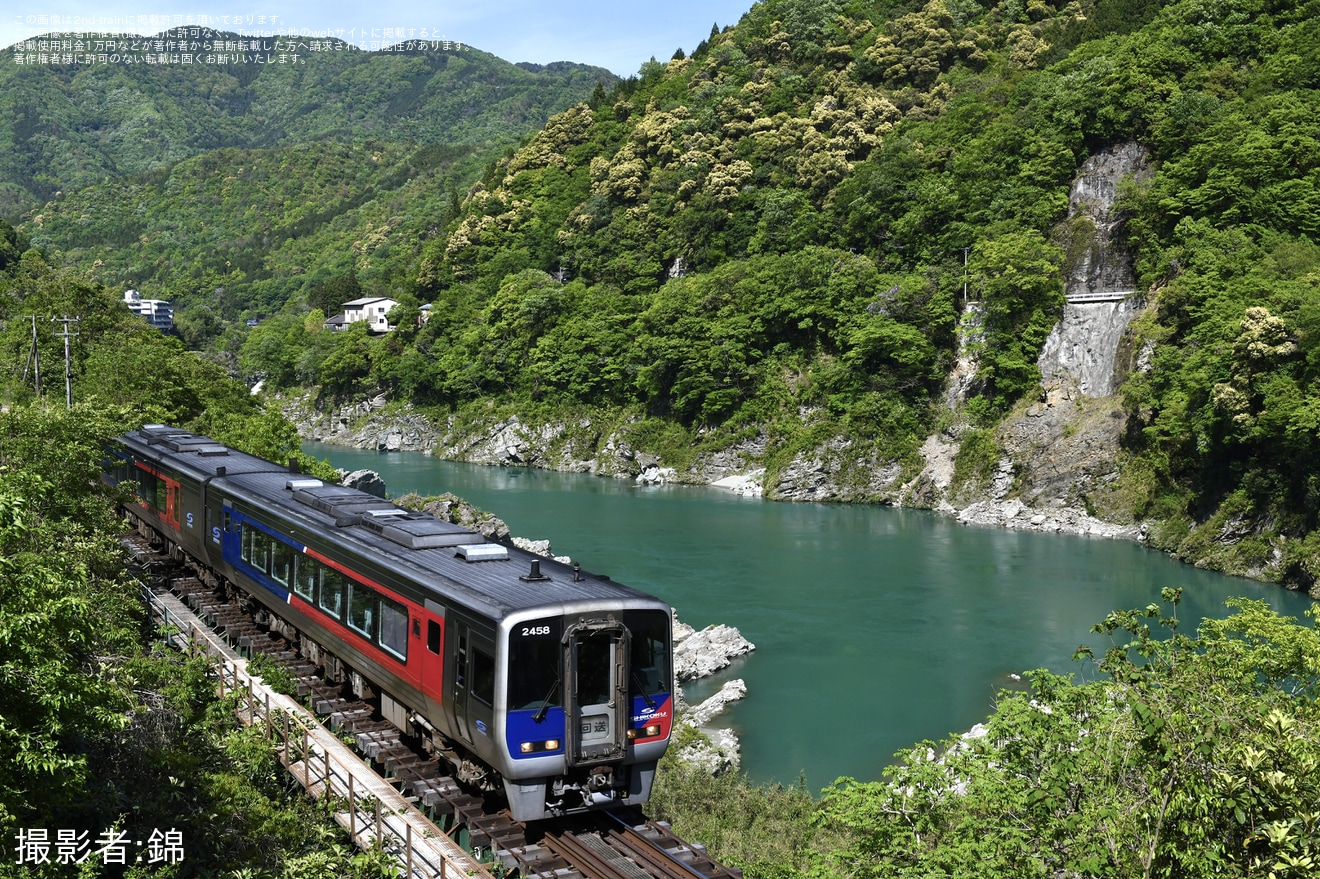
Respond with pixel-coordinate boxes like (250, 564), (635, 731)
(347, 580), (375, 638)
(137, 468), (157, 510)
(154, 477), (167, 515)
(249, 529), (272, 573)
(427, 620), (441, 654)
(239, 525), (252, 564)
(626, 610), (671, 698)
(472, 649), (495, 707)
(320, 568), (344, 619)
(293, 555), (318, 601)
(270, 540), (295, 587)
(456, 635), (468, 688)
(508, 618), (562, 710)
(509, 639), (560, 710)
(378, 595), (408, 661)
(575, 636), (612, 706)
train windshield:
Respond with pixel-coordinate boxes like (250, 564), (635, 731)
(508, 617), (562, 711)
(508, 611), (671, 711)
(625, 610), (671, 701)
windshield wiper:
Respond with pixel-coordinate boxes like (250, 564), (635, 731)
(632, 673), (658, 709)
(532, 679), (560, 723)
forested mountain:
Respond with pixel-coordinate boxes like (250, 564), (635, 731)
(2, 32), (615, 311)
(14, 0), (1320, 590)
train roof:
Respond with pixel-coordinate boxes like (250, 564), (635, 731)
(117, 425), (665, 622)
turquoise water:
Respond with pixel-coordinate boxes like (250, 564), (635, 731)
(306, 442), (1316, 789)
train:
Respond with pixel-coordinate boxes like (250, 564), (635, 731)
(104, 424), (674, 822)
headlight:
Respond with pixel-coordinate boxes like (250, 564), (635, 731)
(627, 724), (663, 740)
(519, 739), (561, 753)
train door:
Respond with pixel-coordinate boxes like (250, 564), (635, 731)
(421, 601), (445, 717)
(564, 620), (628, 766)
(449, 621), (474, 745)
(205, 490), (225, 561)
(163, 478), (180, 531)
(448, 619), (496, 748)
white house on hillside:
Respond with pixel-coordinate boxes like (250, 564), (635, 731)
(123, 289), (174, 330)
(342, 296), (399, 332)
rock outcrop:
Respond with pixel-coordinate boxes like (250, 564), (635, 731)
(685, 679), (748, 727)
(904, 142), (1154, 537)
(339, 468), (387, 498)
(669, 615), (755, 774)
(673, 623), (756, 682)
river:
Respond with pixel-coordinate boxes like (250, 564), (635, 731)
(304, 441), (1315, 790)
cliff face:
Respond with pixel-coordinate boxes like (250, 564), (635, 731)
(905, 143), (1153, 536)
(1038, 144), (1153, 398)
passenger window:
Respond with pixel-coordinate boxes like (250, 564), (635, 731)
(378, 595), (408, 661)
(270, 541), (295, 586)
(293, 556), (318, 601)
(320, 568), (344, 619)
(252, 531), (272, 573)
(347, 580), (375, 637)
(427, 620), (441, 654)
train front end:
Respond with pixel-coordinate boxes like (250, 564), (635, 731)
(499, 604), (673, 822)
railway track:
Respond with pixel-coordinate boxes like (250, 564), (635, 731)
(123, 532), (743, 879)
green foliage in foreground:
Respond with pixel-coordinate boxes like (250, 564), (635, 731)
(655, 595), (1320, 879)
(0, 235), (363, 876)
(0, 405), (393, 879)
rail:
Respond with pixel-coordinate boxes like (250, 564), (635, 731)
(141, 580), (495, 879)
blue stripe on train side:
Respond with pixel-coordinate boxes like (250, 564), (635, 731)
(222, 508), (301, 603)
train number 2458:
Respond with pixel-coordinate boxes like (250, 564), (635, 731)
(520, 625), (552, 637)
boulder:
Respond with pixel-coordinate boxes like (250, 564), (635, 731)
(339, 468), (387, 498)
(674, 624), (755, 682)
(686, 679), (747, 727)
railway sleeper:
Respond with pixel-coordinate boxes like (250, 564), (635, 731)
(328, 706), (375, 732)
(356, 728), (403, 759)
(496, 842), (578, 879)
(469, 814), (527, 853)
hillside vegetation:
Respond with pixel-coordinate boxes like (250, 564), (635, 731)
(183, 0), (1320, 591)
(4, 0), (1320, 859)
(5, 32), (615, 314)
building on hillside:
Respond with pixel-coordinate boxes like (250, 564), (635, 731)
(324, 312), (348, 331)
(342, 297), (398, 333)
(123, 290), (174, 330)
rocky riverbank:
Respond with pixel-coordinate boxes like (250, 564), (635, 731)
(294, 390), (1141, 547)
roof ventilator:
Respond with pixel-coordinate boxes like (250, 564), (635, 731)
(456, 544), (509, 562)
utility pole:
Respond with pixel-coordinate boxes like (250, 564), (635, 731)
(52, 316), (79, 409)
